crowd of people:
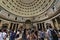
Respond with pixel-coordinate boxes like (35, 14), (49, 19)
(0, 24), (60, 40)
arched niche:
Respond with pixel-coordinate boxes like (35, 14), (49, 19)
(25, 20), (32, 29)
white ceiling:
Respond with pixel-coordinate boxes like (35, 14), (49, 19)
(21, 0), (34, 3)
(0, 0), (54, 17)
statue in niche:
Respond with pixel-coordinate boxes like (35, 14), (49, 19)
(25, 20), (32, 29)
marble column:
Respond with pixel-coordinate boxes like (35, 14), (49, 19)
(0, 20), (2, 29)
(9, 23), (14, 30)
(15, 24), (19, 33)
(42, 22), (45, 31)
(37, 23), (39, 30)
(8, 22), (10, 29)
(55, 18), (59, 30)
(44, 23), (47, 31)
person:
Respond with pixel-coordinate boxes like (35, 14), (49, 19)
(50, 29), (58, 40)
(58, 30), (60, 40)
(16, 30), (23, 40)
(0, 29), (4, 40)
(26, 29), (30, 40)
(17, 30), (22, 40)
(46, 25), (53, 40)
(38, 29), (45, 40)
(34, 28), (38, 40)
(46, 24), (58, 40)
(2, 29), (7, 40)
(40, 30), (45, 40)
(0, 29), (7, 40)
(9, 30), (16, 40)
(30, 30), (37, 40)
(38, 30), (41, 40)
(22, 29), (28, 40)
(16, 30), (20, 38)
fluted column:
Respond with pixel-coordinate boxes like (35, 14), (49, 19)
(51, 21), (54, 29)
(15, 24), (19, 33)
(0, 20), (2, 29)
(9, 23), (13, 30)
(12, 23), (16, 31)
(42, 22), (45, 31)
(55, 18), (59, 30)
(37, 23), (39, 30)
(52, 19), (57, 29)
(8, 22), (10, 29)
(44, 23), (47, 31)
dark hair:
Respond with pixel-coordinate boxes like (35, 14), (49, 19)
(11, 29), (14, 32)
(31, 30), (34, 33)
(23, 29), (26, 34)
(39, 29), (42, 31)
(49, 25), (52, 28)
(0, 29), (2, 32)
(46, 23), (52, 29)
(3, 29), (7, 33)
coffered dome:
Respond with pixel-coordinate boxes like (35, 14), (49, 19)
(0, 0), (54, 17)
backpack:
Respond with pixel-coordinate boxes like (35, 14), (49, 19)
(50, 30), (58, 40)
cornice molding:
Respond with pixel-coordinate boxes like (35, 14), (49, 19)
(32, 8), (60, 23)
